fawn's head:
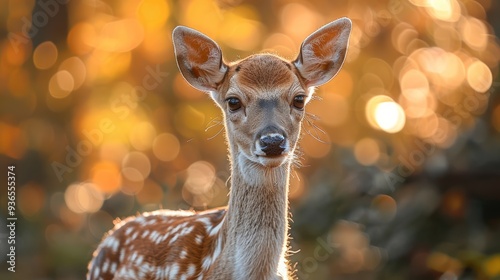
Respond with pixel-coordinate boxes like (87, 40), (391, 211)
(173, 18), (351, 169)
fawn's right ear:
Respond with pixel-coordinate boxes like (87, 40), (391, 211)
(172, 26), (228, 92)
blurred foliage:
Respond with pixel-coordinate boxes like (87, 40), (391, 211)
(0, 0), (499, 279)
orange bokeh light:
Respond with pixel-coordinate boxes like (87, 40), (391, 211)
(91, 161), (122, 194)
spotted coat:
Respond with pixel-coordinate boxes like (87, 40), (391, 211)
(88, 208), (226, 280)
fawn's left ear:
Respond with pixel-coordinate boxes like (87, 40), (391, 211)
(172, 26), (228, 92)
(293, 18), (352, 88)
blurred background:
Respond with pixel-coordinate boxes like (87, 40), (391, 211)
(0, 0), (499, 279)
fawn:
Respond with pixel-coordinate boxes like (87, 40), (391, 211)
(87, 17), (351, 280)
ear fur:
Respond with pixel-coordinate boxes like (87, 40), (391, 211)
(172, 26), (228, 92)
(293, 17), (352, 88)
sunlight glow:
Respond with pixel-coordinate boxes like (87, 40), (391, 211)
(467, 60), (492, 93)
(374, 101), (406, 133)
(33, 41), (58, 69)
(64, 182), (104, 214)
(49, 70), (74, 99)
(425, 0), (461, 22)
(354, 138), (380, 166)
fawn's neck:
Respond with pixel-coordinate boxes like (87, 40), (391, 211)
(220, 151), (290, 278)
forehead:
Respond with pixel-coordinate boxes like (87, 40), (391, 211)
(228, 54), (303, 97)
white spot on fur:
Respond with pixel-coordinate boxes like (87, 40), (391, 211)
(156, 233), (169, 244)
(135, 254), (144, 265)
(209, 220), (223, 236)
(163, 265), (171, 278)
(92, 266), (100, 279)
(195, 234), (203, 245)
(169, 233), (180, 245)
(196, 217), (212, 229)
(169, 263), (180, 278)
(116, 266), (137, 279)
(119, 249), (125, 262)
(141, 230), (150, 238)
(135, 216), (146, 224)
(149, 231), (159, 243)
(110, 262), (117, 274)
(179, 249), (187, 259)
(125, 237), (132, 245)
(181, 225), (194, 236)
(186, 264), (196, 277)
(202, 235), (222, 271)
(125, 227), (133, 236)
(201, 254), (212, 270)
(102, 259), (109, 273)
(102, 236), (120, 253)
(129, 251), (138, 263)
(170, 224), (182, 234)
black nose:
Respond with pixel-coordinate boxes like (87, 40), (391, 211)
(259, 134), (286, 156)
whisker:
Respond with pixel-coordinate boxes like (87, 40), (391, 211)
(304, 113), (328, 144)
(292, 146), (306, 169)
(205, 117), (223, 132)
(205, 117), (224, 140)
(310, 95), (322, 102)
(207, 127), (224, 141)
(290, 169), (300, 181)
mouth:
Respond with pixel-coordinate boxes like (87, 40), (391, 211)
(255, 152), (289, 167)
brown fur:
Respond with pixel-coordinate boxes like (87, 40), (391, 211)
(88, 18), (351, 280)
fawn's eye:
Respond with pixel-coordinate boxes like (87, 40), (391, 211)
(292, 95), (306, 110)
(226, 97), (242, 112)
